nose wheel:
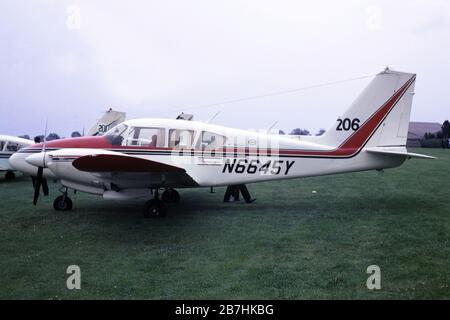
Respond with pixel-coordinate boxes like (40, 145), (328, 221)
(53, 195), (73, 211)
(53, 187), (73, 211)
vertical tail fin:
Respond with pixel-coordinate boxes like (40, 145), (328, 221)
(320, 69), (416, 150)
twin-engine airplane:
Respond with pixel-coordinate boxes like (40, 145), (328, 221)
(10, 69), (434, 217)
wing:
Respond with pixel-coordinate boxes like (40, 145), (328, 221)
(72, 153), (199, 187)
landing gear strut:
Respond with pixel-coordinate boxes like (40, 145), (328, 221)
(53, 187), (73, 211)
(143, 188), (167, 218)
(5, 171), (15, 181)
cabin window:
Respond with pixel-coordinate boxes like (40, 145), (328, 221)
(126, 127), (165, 147)
(5, 142), (24, 152)
(169, 129), (195, 148)
(199, 131), (226, 150)
(105, 123), (128, 146)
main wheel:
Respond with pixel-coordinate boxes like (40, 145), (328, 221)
(53, 195), (73, 211)
(143, 199), (167, 218)
(5, 171), (15, 181)
(161, 188), (180, 204)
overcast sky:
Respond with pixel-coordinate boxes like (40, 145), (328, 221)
(1, 0), (449, 137)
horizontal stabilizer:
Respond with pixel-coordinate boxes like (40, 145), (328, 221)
(365, 147), (436, 160)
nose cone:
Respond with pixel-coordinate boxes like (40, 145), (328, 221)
(9, 152), (37, 176)
(25, 152), (46, 168)
(10, 151), (56, 178)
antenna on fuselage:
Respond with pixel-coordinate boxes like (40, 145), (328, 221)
(266, 121), (279, 134)
(206, 111), (221, 124)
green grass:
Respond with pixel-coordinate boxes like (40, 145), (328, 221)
(0, 148), (449, 299)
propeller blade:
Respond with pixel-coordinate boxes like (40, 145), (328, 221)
(33, 167), (43, 205)
(42, 178), (49, 196)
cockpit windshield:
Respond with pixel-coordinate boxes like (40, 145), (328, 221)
(105, 123), (128, 146)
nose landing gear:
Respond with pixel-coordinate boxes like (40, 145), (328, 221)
(53, 187), (73, 211)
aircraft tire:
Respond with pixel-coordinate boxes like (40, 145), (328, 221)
(161, 188), (180, 204)
(53, 195), (73, 211)
(143, 199), (167, 218)
(5, 171), (15, 181)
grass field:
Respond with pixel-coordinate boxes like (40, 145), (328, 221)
(0, 148), (449, 299)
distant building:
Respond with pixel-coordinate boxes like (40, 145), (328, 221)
(407, 122), (442, 147)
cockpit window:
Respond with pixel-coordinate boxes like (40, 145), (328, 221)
(0, 141), (5, 151)
(125, 127), (165, 147)
(198, 131), (226, 149)
(105, 123), (128, 146)
(5, 142), (24, 152)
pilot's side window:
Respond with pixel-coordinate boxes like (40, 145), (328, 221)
(0, 141), (5, 151)
(6, 143), (22, 152)
(199, 131), (226, 150)
(169, 129), (195, 148)
(105, 123), (128, 146)
(126, 127), (165, 147)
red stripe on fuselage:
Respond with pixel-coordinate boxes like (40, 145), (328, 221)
(30, 136), (113, 150)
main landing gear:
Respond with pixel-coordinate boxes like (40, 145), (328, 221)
(143, 188), (180, 218)
(53, 187), (73, 211)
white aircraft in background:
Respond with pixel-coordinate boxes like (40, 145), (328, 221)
(10, 69), (434, 217)
(0, 135), (34, 180)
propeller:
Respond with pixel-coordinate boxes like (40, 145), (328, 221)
(33, 167), (44, 205)
(30, 121), (49, 205)
(30, 157), (50, 204)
